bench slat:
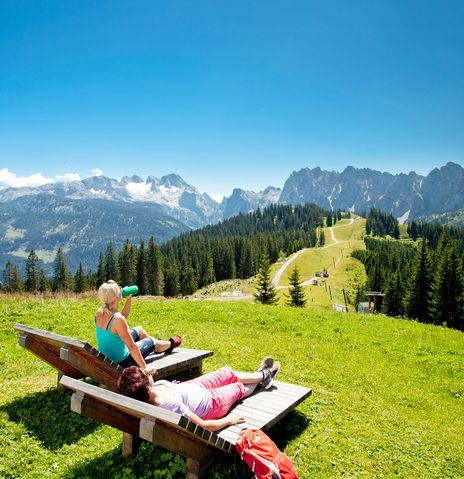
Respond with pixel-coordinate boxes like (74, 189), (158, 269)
(15, 323), (213, 390)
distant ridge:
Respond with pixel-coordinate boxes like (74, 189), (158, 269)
(0, 162), (462, 274)
(280, 162), (464, 222)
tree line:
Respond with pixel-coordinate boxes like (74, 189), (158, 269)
(1, 203), (332, 296)
(365, 207), (400, 238)
(352, 229), (464, 331)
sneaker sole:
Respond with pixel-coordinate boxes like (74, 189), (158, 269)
(264, 365), (280, 389)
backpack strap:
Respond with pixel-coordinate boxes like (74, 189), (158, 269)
(246, 450), (282, 479)
(234, 452), (251, 479)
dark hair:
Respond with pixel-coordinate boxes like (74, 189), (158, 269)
(116, 366), (150, 402)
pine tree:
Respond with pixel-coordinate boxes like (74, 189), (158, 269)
(286, 265), (306, 307)
(96, 252), (106, 287)
(239, 240), (254, 278)
(180, 262), (197, 296)
(326, 214), (333, 227)
(429, 238), (464, 329)
(3, 261), (24, 292)
(405, 239), (431, 323)
(202, 255), (216, 286)
(146, 237), (163, 295)
(74, 262), (87, 293)
(408, 221), (419, 241)
(382, 272), (403, 317)
(38, 270), (50, 292)
(118, 240), (136, 287)
(369, 260), (384, 292)
(105, 241), (119, 283)
(25, 250), (41, 292)
(136, 240), (147, 295)
(254, 255), (278, 305)
(53, 247), (73, 292)
(164, 262), (180, 297)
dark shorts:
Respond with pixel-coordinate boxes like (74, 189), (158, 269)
(118, 328), (156, 368)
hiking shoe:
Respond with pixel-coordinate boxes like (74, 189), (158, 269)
(257, 356), (274, 372)
(165, 335), (182, 354)
(260, 362), (280, 389)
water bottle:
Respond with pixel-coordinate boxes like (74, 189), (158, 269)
(121, 285), (139, 297)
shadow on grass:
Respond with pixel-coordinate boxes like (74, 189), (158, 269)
(269, 410), (312, 449)
(0, 388), (100, 450)
(62, 442), (190, 479)
(60, 412), (310, 479)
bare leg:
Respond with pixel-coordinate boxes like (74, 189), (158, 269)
(154, 338), (171, 352)
(222, 371), (264, 398)
(243, 383), (259, 397)
(134, 326), (172, 352)
(234, 371), (265, 384)
(134, 326), (150, 340)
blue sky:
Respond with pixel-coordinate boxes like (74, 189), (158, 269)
(1, 1), (463, 200)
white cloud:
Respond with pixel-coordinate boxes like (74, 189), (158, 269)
(55, 173), (81, 182)
(0, 168), (53, 188)
(91, 168), (103, 176)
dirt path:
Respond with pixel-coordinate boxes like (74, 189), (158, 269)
(197, 216), (358, 299)
(273, 216), (356, 288)
(272, 248), (308, 287)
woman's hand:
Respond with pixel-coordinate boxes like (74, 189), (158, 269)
(144, 363), (158, 376)
(226, 413), (245, 426)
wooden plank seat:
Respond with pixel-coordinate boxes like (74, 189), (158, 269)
(59, 374), (312, 479)
(14, 323), (213, 391)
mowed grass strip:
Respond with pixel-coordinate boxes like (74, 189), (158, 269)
(275, 218), (366, 308)
(1, 296), (463, 478)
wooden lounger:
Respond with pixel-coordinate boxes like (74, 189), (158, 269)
(60, 374), (312, 479)
(14, 323), (213, 391)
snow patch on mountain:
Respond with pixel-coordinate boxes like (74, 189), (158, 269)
(398, 210), (410, 224)
(89, 188), (112, 199)
(126, 181), (152, 198)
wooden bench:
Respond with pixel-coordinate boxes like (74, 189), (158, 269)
(14, 323), (213, 391)
(60, 374), (312, 478)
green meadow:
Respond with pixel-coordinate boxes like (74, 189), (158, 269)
(1, 296), (463, 478)
(274, 217), (367, 309)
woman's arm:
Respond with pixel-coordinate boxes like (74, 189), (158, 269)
(120, 295), (132, 319)
(112, 315), (156, 373)
(187, 411), (245, 432)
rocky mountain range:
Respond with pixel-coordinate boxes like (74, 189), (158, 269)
(280, 161), (464, 222)
(0, 162), (463, 275)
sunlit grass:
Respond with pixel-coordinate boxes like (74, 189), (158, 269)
(1, 296), (463, 478)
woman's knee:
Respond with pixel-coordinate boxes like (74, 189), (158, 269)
(134, 326), (149, 338)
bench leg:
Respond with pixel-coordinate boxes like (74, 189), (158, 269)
(122, 432), (141, 457)
(191, 359), (203, 377)
(57, 371), (65, 390)
(186, 452), (216, 479)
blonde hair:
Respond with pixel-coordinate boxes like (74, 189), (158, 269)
(97, 280), (120, 314)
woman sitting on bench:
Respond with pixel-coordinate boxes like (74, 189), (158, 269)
(95, 280), (182, 375)
(117, 358), (280, 432)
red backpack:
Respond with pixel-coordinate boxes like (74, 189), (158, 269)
(235, 428), (299, 479)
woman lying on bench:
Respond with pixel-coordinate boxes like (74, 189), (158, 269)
(117, 358), (280, 431)
(95, 280), (182, 375)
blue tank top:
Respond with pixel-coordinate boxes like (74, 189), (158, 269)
(95, 314), (130, 363)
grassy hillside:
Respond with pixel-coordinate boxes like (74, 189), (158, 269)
(272, 216), (367, 309)
(1, 296), (463, 478)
